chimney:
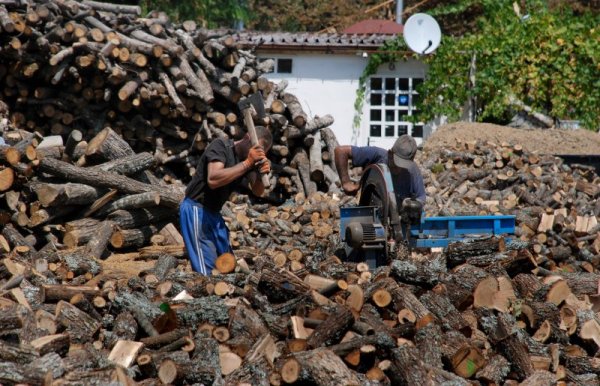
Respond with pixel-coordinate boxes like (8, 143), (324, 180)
(396, 0), (403, 24)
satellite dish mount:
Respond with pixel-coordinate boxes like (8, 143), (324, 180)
(403, 13), (442, 55)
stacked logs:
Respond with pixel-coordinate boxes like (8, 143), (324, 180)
(0, 121), (344, 261)
(0, 1), (598, 383)
(1, 138), (599, 386)
(421, 138), (600, 269)
(0, 0), (340, 199)
(2, 120), (600, 384)
(2, 220), (600, 384)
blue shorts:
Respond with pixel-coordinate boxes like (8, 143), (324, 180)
(179, 197), (232, 275)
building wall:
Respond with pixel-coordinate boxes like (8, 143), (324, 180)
(258, 52), (426, 147)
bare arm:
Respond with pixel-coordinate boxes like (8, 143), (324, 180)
(207, 160), (266, 197)
(334, 145), (352, 184)
(207, 160), (251, 190)
(334, 145), (359, 195)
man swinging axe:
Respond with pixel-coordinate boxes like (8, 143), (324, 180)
(180, 94), (272, 275)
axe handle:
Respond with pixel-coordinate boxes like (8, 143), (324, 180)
(242, 108), (270, 188)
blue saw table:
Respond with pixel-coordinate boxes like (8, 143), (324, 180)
(408, 214), (516, 249)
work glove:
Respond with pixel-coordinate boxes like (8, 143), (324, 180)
(243, 144), (265, 169)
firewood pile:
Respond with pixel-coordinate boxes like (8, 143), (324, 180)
(1, 131), (599, 385)
(0, 0), (339, 200)
(421, 138), (600, 269)
(0, 1), (599, 385)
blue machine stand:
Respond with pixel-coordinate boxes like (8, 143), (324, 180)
(338, 163), (517, 267)
(408, 215), (516, 249)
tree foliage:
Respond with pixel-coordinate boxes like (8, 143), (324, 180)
(418, 0), (599, 130)
(246, 0), (378, 32)
(138, 0), (248, 27)
(357, 0), (599, 131)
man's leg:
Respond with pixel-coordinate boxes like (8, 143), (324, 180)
(179, 198), (217, 275)
(197, 208), (233, 273)
(209, 211), (233, 257)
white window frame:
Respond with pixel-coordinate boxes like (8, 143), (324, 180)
(366, 75), (424, 144)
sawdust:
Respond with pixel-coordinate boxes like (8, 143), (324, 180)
(423, 122), (600, 155)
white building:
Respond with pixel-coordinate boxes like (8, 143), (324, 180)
(234, 20), (429, 149)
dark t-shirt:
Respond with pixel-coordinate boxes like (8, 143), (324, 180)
(351, 145), (426, 203)
(185, 138), (240, 211)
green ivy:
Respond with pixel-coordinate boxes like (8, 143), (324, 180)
(355, 0), (600, 132)
(352, 39), (414, 134)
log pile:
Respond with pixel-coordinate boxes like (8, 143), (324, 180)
(0, 1), (599, 385)
(2, 215), (600, 385)
(0, 0), (340, 200)
(0, 134), (599, 384)
(420, 138), (600, 271)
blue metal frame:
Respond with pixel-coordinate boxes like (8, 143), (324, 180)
(340, 164), (516, 250)
(409, 215), (516, 248)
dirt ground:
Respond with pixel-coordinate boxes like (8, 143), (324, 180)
(424, 122), (600, 155)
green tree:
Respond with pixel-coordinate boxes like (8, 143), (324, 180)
(418, 0), (599, 130)
(139, 0), (249, 27)
(356, 0), (599, 131)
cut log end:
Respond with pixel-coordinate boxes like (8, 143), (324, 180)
(158, 359), (178, 384)
(372, 288), (392, 308)
(215, 252), (236, 274)
(281, 357), (301, 383)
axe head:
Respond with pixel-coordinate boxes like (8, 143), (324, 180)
(238, 93), (266, 119)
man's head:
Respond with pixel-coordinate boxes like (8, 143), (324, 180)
(388, 134), (417, 170)
(236, 126), (273, 158)
(254, 126), (273, 151)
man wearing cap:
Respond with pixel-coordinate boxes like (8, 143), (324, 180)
(334, 134), (426, 203)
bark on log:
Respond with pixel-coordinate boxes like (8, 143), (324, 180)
(85, 127), (135, 162)
(321, 127), (339, 173)
(281, 92), (307, 128)
(89, 152), (154, 175)
(64, 129), (83, 160)
(391, 254), (446, 286)
(285, 348), (360, 386)
(111, 225), (157, 249)
(304, 114), (334, 134)
(42, 285), (100, 302)
(419, 292), (471, 335)
(446, 237), (506, 268)
(84, 220), (114, 259)
(55, 300), (101, 344)
(291, 149), (317, 196)
(107, 208), (174, 229)
(97, 192), (160, 216)
(479, 313), (535, 380)
(30, 334), (70, 357)
(2, 223), (35, 250)
(308, 130), (324, 183)
(153, 254), (178, 281)
(39, 157), (183, 208)
(34, 182), (99, 207)
(306, 305), (354, 349)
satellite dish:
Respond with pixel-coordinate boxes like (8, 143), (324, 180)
(403, 13), (442, 55)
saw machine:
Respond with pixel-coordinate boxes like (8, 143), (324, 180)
(339, 164), (516, 269)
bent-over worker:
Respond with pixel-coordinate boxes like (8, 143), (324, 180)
(334, 134), (426, 203)
(180, 127), (272, 275)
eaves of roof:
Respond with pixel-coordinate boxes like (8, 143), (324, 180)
(232, 32), (397, 52)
